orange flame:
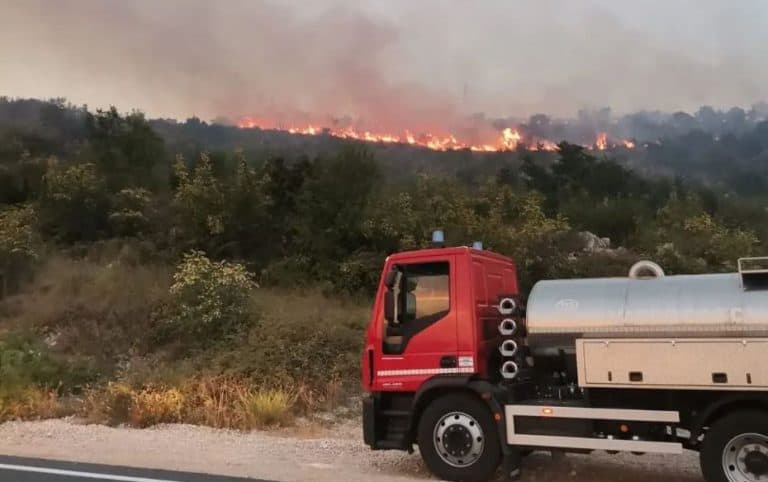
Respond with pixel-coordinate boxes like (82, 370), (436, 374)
(595, 132), (608, 151)
(236, 117), (633, 153)
(501, 127), (522, 150)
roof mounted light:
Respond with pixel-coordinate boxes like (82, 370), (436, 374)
(432, 230), (445, 247)
(472, 241), (483, 250)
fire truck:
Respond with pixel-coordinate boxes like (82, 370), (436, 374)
(361, 233), (768, 482)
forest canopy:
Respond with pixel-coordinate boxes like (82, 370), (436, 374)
(1, 97), (767, 297)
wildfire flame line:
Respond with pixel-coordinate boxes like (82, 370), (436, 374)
(237, 118), (633, 153)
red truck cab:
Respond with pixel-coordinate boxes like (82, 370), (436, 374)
(361, 246), (520, 463)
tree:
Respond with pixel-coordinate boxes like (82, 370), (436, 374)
(637, 196), (758, 272)
(108, 188), (153, 238)
(292, 147), (379, 280)
(38, 163), (110, 242)
(0, 205), (38, 296)
(171, 153), (226, 252)
(481, 188), (572, 293)
(85, 107), (166, 191)
(218, 152), (269, 260)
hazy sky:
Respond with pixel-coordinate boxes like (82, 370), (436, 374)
(2, 0), (767, 127)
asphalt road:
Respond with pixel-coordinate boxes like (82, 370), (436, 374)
(0, 456), (274, 482)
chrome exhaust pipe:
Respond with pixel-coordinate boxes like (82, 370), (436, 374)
(500, 360), (519, 380)
(498, 318), (517, 336)
(499, 339), (519, 357)
(498, 297), (517, 315)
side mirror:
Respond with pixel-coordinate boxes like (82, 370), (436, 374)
(384, 268), (398, 289)
(384, 291), (395, 322)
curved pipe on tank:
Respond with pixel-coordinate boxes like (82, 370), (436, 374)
(499, 339), (519, 357)
(629, 260), (665, 279)
(498, 297), (517, 315)
(500, 360), (519, 380)
(498, 318), (517, 336)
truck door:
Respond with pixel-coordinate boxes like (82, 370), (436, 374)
(373, 257), (459, 392)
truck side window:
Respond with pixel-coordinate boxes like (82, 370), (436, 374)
(384, 262), (450, 354)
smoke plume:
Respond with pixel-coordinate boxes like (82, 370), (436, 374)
(1, 0), (767, 133)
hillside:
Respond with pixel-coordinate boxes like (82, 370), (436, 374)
(0, 96), (766, 428)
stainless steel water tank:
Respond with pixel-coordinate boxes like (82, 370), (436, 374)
(526, 260), (768, 351)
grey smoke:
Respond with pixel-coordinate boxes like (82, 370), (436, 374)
(1, 0), (767, 130)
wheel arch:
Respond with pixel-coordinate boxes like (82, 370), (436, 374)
(691, 395), (768, 444)
(407, 376), (506, 450)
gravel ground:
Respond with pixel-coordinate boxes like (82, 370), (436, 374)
(0, 418), (705, 481)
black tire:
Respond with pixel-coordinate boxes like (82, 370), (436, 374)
(417, 393), (501, 482)
(700, 410), (768, 482)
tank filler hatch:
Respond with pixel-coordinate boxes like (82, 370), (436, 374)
(738, 257), (768, 290)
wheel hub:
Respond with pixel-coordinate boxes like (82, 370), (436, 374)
(744, 450), (768, 477)
(442, 424), (472, 458)
(723, 433), (768, 482)
(433, 412), (485, 468)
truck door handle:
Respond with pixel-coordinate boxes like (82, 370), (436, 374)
(440, 356), (458, 368)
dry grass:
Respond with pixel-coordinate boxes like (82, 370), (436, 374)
(211, 288), (368, 388)
(130, 386), (185, 427)
(1, 255), (171, 363)
(183, 378), (295, 429)
(0, 254), (364, 430)
(0, 388), (68, 422)
(83, 382), (134, 426)
(180, 377), (250, 429)
(294, 378), (345, 416)
(240, 388), (295, 428)
(83, 378), (295, 430)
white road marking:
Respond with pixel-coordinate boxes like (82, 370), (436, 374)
(0, 462), (182, 481)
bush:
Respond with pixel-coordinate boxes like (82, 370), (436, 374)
(209, 289), (367, 388)
(37, 163), (110, 242)
(167, 251), (256, 343)
(0, 388), (65, 422)
(108, 188), (153, 237)
(85, 382), (184, 427)
(180, 377), (250, 429)
(130, 386), (185, 427)
(241, 389), (294, 428)
(87, 382), (136, 425)
(0, 204), (38, 295)
(0, 334), (91, 392)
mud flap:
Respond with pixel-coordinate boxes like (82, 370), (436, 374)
(362, 395), (376, 448)
(502, 450), (522, 480)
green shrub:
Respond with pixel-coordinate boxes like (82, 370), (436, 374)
(0, 334), (92, 392)
(108, 188), (153, 237)
(37, 162), (111, 242)
(167, 251), (256, 342)
(0, 204), (38, 295)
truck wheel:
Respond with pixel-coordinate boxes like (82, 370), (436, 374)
(417, 393), (501, 481)
(700, 411), (768, 482)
